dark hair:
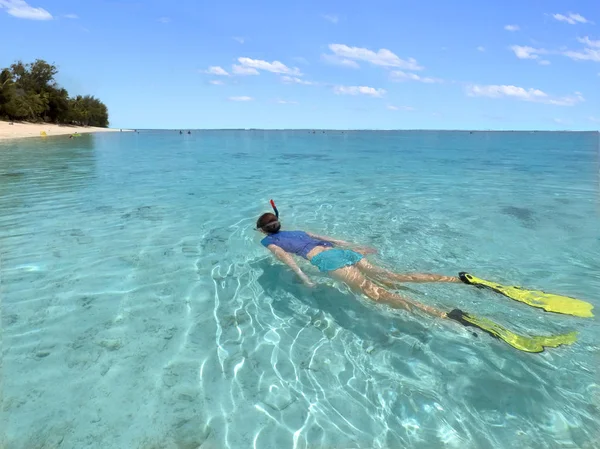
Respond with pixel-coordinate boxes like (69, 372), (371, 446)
(257, 212), (281, 234)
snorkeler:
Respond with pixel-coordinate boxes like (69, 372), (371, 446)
(257, 200), (592, 352)
(257, 206), (456, 319)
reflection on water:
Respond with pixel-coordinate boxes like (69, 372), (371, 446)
(0, 136), (97, 214)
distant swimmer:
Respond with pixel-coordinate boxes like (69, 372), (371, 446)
(187, 131), (191, 135)
(179, 130), (183, 134)
(256, 200), (591, 353)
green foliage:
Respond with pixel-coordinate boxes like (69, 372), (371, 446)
(0, 59), (109, 127)
(68, 95), (109, 127)
(3, 89), (48, 120)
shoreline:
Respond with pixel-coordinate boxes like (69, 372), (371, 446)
(0, 121), (130, 141)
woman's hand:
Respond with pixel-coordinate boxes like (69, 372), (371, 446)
(304, 280), (316, 288)
(296, 270), (315, 288)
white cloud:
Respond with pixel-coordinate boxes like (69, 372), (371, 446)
(511, 37), (600, 63)
(553, 118), (571, 124)
(64, 13), (78, 19)
(577, 36), (600, 48)
(333, 85), (386, 97)
(589, 116), (600, 123)
(477, 46), (486, 52)
(157, 17), (171, 23)
(280, 76), (314, 85)
(562, 48), (600, 62)
(510, 45), (547, 60)
(322, 14), (339, 24)
(387, 105), (415, 111)
(466, 84), (584, 106)
(277, 99), (298, 104)
(229, 96), (253, 101)
(237, 57), (302, 75)
(0, 0), (52, 20)
(231, 64), (259, 75)
(233, 37), (245, 44)
(391, 70), (442, 83)
(504, 24), (520, 31)
(205, 66), (229, 76)
(321, 54), (360, 68)
(466, 84), (528, 100)
(553, 13), (590, 25)
(326, 44), (424, 70)
(210, 80), (224, 85)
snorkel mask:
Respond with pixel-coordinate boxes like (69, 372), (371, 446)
(256, 199), (281, 232)
(258, 199), (281, 233)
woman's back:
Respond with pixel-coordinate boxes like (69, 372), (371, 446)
(261, 230), (332, 258)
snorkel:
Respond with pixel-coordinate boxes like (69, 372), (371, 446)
(270, 199), (279, 218)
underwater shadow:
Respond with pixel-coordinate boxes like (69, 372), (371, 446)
(251, 259), (433, 347)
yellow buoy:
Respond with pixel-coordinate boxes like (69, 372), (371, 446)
(40, 131), (47, 137)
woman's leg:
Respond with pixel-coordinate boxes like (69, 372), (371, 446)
(356, 259), (460, 284)
(330, 265), (448, 319)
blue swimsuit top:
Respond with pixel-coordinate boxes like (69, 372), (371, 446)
(261, 231), (333, 259)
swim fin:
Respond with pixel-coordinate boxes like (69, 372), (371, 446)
(458, 272), (594, 318)
(447, 309), (577, 353)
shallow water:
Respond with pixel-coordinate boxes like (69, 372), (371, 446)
(1, 131), (599, 449)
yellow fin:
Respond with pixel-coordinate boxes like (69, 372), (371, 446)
(448, 309), (578, 353)
(459, 272), (594, 318)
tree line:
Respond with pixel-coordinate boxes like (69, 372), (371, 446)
(0, 59), (109, 127)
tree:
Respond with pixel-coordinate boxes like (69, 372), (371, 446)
(0, 68), (14, 118)
(3, 89), (48, 121)
(10, 60), (58, 95)
(47, 87), (70, 123)
(0, 59), (110, 126)
(68, 95), (109, 127)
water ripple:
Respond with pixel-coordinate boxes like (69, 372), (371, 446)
(1, 131), (599, 448)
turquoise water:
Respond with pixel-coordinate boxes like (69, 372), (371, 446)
(1, 131), (599, 449)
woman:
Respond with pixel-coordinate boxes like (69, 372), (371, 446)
(256, 202), (587, 353)
(256, 211), (459, 319)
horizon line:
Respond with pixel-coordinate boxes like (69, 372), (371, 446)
(116, 128), (600, 133)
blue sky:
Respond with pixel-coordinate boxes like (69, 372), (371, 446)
(1, 0), (599, 130)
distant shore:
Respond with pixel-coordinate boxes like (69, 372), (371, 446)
(0, 121), (129, 141)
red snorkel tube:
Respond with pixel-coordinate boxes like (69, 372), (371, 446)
(270, 199), (279, 218)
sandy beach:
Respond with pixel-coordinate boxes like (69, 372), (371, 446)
(0, 120), (127, 141)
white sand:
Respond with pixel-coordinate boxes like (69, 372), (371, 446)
(0, 120), (129, 141)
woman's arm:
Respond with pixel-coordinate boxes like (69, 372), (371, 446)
(267, 244), (315, 287)
(305, 232), (377, 255)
